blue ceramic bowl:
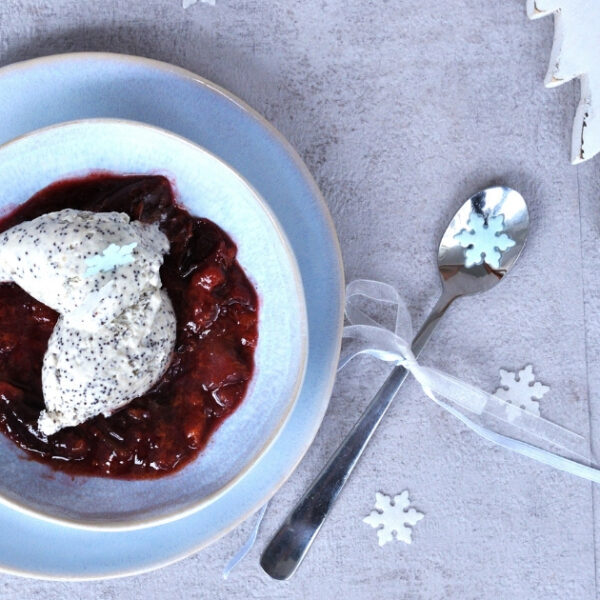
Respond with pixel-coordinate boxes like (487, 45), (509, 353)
(0, 119), (308, 530)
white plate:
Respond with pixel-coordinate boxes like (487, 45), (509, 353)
(0, 53), (343, 580)
(0, 119), (308, 530)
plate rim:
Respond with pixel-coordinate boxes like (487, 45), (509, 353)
(0, 51), (344, 580)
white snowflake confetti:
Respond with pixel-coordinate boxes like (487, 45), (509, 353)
(454, 213), (515, 269)
(183, 0), (215, 8)
(84, 242), (137, 277)
(363, 491), (424, 547)
(494, 365), (549, 422)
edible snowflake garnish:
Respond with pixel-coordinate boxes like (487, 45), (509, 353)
(454, 213), (515, 269)
(494, 365), (549, 422)
(84, 242), (138, 277)
(363, 491), (424, 546)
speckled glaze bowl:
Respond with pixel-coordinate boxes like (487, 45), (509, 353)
(0, 119), (308, 530)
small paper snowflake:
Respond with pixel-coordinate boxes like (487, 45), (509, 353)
(84, 242), (137, 277)
(454, 213), (515, 269)
(363, 491), (424, 546)
(494, 365), (549, 422)
(183, 0), (215, 8)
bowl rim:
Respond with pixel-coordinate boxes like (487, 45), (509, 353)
(0, 117), (309, 531)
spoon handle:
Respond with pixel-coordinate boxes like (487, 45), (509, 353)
(260, 293), (454, 580)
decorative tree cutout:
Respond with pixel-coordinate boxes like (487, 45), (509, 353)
(527, 0), (600, 163)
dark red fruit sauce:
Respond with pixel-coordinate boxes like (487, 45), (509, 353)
(0, 174), (258, 479)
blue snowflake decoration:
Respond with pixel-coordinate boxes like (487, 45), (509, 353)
(454, 213), (515, 269)
(84, 242), (138, 277)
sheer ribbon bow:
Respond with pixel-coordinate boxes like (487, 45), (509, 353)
(223, 279), (600, 578)
(341, 279), (598, 482)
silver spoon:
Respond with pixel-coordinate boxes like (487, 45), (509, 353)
(260, 186), (529, 580)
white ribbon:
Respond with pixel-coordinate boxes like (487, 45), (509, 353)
(342, 279), (600, 483)
(222, 503), (268, 579)
(222, 278), (600, 578)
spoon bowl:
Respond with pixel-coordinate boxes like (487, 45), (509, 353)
(438, 186), (529, 298)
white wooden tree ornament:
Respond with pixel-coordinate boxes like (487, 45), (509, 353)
(527, 0), (600, 163)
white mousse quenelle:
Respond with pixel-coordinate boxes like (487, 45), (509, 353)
(0, 208), (176, 436)
(0, 209), (170, 331)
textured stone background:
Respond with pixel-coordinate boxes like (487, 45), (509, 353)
(0, 0), (599, 598)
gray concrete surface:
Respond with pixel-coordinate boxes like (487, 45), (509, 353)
(0, 0), (598, 598)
